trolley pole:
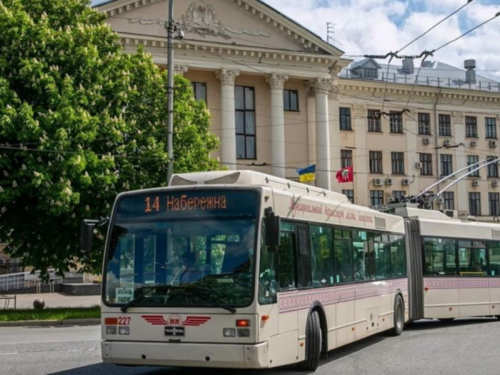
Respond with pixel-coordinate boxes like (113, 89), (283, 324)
(166, 0), (174, 184)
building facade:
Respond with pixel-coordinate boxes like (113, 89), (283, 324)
(97, 0), (500, 221)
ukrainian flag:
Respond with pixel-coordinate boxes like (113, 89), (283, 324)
(296, 164), (316, 182)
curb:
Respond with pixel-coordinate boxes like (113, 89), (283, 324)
(0, 318), (101, 327)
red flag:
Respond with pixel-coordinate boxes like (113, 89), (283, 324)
(336, 166), (354, 183)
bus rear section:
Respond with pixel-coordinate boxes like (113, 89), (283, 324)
(94, 171), (409, 370)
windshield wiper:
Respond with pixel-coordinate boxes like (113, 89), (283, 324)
(179, 287), (237, 313)
(120, 285), (162, 313)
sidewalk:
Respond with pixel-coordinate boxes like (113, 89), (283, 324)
(8, 293), (100, 309)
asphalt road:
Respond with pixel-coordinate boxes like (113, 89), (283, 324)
(1, 319), (499, 375)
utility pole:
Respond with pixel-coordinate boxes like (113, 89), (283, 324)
(166, 0), (174, 184)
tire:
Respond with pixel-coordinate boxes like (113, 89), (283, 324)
(389, 294), (405, 336)
(299, 310), (322, 372)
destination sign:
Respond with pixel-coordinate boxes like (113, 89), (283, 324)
(116, 189), (259, 221)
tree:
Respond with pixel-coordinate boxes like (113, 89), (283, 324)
(0, 0), (220, 276)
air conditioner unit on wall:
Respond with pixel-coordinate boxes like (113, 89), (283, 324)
(472, 179), (480, 187)
(423, 138), (431, 145)
(402, 178), (410, 186)
(385, 178), (393, 186)
(490, 140), (497, 148)
(444, 139), (451, 147)
(470, 140), (477, 147)
(415, 162), (422, 169)
(373, 178), (383, 187)
(493, 180), (499, 188)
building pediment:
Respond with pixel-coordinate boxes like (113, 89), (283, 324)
(97, 0), (344, 57)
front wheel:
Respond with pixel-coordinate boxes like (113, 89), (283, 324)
(389, 294), (405, 336)
(299, 310), (322, 371)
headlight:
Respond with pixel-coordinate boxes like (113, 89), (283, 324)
(106, 326), (117, 335)
(119, 326), (130, 335)
(223, 328), (236, 337)
(237, 328), (250, 338)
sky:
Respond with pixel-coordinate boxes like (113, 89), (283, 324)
(91, 0), (500, 79)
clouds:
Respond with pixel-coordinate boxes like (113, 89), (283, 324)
(262, 0), (500, 78)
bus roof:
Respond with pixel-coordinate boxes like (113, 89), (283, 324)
(170, 170), (350, 205)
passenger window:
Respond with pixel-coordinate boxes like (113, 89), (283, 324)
(374, 234), (391, 279)
(390, 235), (407, 277)
(297, 224), (312, 288)
(424, 238), (457, 276)
(353, 231), (370, 281)
(488, 242), (500, 276)
(259, 223), (277, 305)
(277, 224), (296, 291)
(334, 229), (353, 283)
(310, 225), (334, 287)
(458, 241), (487, 276)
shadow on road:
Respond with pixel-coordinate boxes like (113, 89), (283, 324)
(50, 318), (499, 375)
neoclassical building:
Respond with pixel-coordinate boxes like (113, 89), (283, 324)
(97, 0), (500, 220)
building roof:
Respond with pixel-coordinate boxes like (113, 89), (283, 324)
(341, 59), (500, 92)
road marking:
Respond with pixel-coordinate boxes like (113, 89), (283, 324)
(0, 352), (19, 356)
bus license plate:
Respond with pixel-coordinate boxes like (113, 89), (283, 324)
(165, 326), (185, 336)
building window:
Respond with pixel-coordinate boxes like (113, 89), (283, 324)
(370, 190), (384, 206)
(469, 192), (481, 216)
(438, 114), (451, 136)
(363, 68), (378, 79)
(235, 86), (256, 159)
(369, 151), (383, 174)
(490, 193), (500, 216)
(443, 192), (454, 210)
(283, 89), (299, 111)
(486, 117), (497, 139)
(391, 152), (405, 175)
(440, 154), (453, 176)
(420, 153), (433, 176)
(340, 107), (352, 130)
(467, 155), (480, 177)
(418, 113), (431, 135)
(343, 190), (354, 203)
(488, 156), (499, 178)
(392, 191), (405, 202)
(341, 150), (353, 168)
(192, 82), (207, 102)
(390, 111), (403, 134)
(368, 109), (381, 132)
(466, 116), (478, 138)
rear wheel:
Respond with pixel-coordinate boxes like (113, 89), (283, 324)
(299, 310), (322, 371)
(389, 295), (404, 336)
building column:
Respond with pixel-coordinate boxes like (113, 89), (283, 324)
(453, 111), (468, 212)
(306, 82), (317, 166)
(266, 74), (289, 178)
(174, 65), (189, 76)
(328, 80), (340, 192)
(405, 109), (419, 196)
(353, 104), (368, 205)
(215, 69), (240, 170)
(312, 78), (334, 190)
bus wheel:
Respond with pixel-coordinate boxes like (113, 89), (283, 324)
(389, 295), (404, 336)
(299, 310), (322, 371)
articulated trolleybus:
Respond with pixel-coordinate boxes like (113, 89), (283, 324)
(82, 170), (410, 371)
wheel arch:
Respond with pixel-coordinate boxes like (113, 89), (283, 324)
(308, 301), (328, 354)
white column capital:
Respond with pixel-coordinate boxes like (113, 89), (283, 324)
(216, 69), (240, 86)
(174, 65), (189, 76)
(352, 104), (366, 118)
(452, 111), (465, 123)
(266, 73), (289, 90)
(313, 77), (335, 94)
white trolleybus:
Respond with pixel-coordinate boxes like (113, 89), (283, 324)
(80, 170), (499, 370)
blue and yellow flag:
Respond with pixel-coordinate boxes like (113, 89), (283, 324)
(296, 164), (316, 182)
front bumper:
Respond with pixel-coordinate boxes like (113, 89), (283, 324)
(102, 340), (270, 369)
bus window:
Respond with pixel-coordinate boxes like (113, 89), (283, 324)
(310, 225), (334, 287)
(458, 241), (487, 276)
(488, 242), (500, 277)
(334, 229), (353, 283)
(297, 224), (312, 288)
(277, 223), (296, 291)
(374, 234), (391, 280)
(390, 235), (406, 278)
(259, 223), (277, 305)
(353, 231), (370, 281)
(424, 238), (457, 276)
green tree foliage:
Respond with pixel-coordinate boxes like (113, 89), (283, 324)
(0, 0), (220, 275)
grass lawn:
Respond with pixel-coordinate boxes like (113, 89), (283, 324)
(0, 306), (100, 321)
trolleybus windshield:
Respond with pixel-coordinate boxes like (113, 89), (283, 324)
(103, 189), (259, 309)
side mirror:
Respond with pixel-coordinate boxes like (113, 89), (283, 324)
(265, 214), (281, 252)
(81, 219), (98, 254)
